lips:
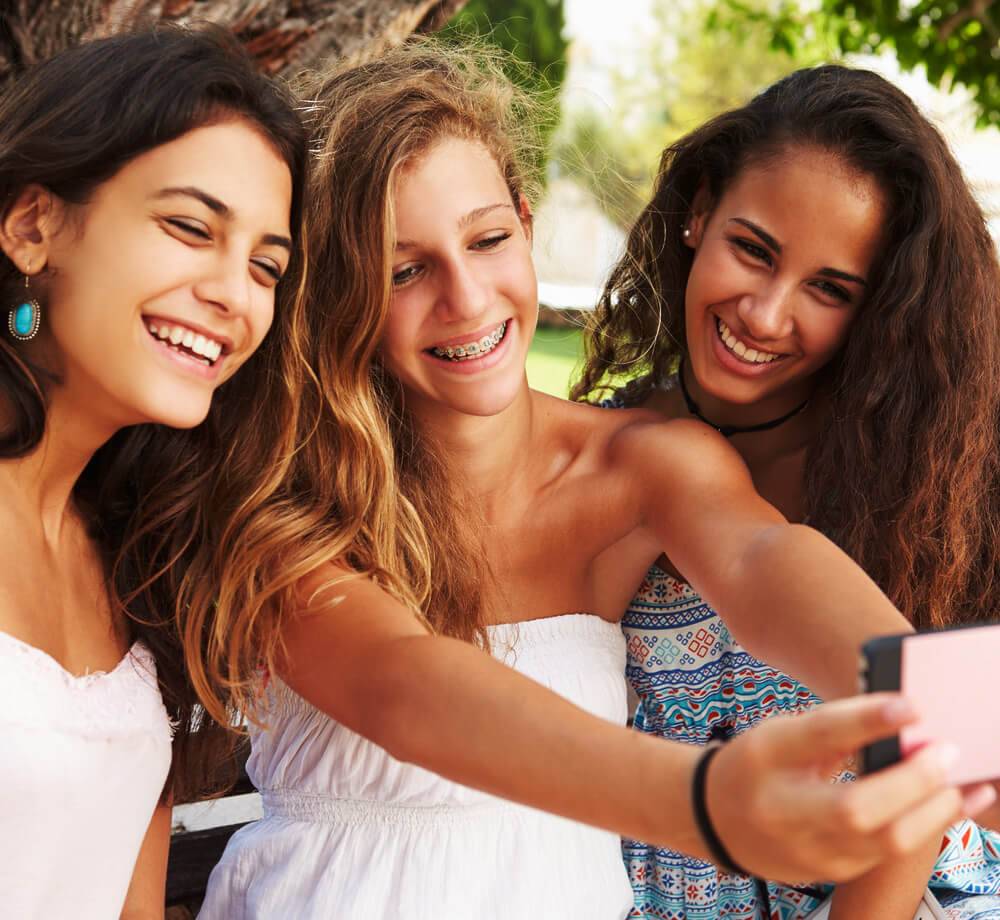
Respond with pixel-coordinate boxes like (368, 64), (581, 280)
(429, 320), (508, 362)
(715, 317), (785, 365)
(143, 318), (227, 366)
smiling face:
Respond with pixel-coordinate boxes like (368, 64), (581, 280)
(15, 119), (293, 431)
(381, 135), (537, 419)
(683, 147), (886, 417)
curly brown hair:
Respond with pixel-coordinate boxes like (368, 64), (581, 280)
(574, 65), (1000, 631)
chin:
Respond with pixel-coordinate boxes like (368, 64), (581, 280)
(140, 398), (213, 431)
(447, 392), (517, 418)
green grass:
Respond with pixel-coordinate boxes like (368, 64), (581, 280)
(526, 326), (584, 397)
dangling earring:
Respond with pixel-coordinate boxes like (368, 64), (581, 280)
(8, 264), (41, 341)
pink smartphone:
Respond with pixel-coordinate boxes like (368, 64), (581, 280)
(860, 623), (1000, 785)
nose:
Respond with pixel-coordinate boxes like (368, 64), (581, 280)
(192, 250), (254, 318)
(435, 256), (490, 323)
(735, 279), (795, 342)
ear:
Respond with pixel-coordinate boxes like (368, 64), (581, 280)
(516, 192), (533, 245)
(683, 181), (713, 250)
(0, 185), (62, 277)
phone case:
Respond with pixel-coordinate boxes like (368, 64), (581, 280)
(860, 622), (1000, 785)
(860, 633), (903, 773)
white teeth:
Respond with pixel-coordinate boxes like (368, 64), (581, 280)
(716, 319), (781, 365)
(431, 321), (507, 362)
(144, 319), (225, 365)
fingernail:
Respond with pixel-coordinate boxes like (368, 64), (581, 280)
(926, 743), (960, 772)
(882, 697), (915, 723)
(963, 784), (997, 815)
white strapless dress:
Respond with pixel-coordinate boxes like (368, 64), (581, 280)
(200, 614), (634, 920)
(0, 633), (173, 919)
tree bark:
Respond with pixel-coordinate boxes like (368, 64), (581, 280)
(0, 0), (469, 88)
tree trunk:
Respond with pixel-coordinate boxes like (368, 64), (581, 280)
(0, 0), (469, 88)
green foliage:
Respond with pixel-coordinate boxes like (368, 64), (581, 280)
(554, 0), (826, 227)
(708, 0), (1000, 128)
(443, 0), (569, 178)
(448, 0), (568, 91)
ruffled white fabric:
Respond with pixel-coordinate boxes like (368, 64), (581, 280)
(201, 614), (634, 920)
(0, 633), (173, 919)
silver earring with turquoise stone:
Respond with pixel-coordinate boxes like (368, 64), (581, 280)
(8, 267), (41, 341)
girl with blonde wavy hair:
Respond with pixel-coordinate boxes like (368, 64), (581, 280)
(160, 43), (993, 920)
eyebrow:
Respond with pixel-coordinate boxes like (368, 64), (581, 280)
(396, 202), (516, 250)
(729, 217), (867, 287)
(152, 186), (292, 251)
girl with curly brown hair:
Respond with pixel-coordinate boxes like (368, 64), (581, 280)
(574, 65), (1000, 918)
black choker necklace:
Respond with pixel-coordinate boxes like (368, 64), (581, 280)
(677, 358), (809, 438)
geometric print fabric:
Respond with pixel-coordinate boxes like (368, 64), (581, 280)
(622, 565), (1000, 919)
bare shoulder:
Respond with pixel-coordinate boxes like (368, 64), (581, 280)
(528, 390), (747, 484)
(531, 388), (662, 446)
(291, 560), (427, 634)
(608, 414), (752, 488)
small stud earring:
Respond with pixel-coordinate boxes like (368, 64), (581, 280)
(683, 227), (692, 239)
(8, 263), (41, 341)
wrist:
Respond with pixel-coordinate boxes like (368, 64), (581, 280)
(691, 743), (752, 875)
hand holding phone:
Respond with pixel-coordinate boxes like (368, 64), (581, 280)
(861, 623), (1000, 785)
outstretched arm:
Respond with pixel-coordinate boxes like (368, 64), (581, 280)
(278, 566), (980, 884)
(618, 418), (913, 700)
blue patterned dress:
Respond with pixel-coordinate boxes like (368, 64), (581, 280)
(622, 564), (1000, 919)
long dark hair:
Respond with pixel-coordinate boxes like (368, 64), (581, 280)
(0, 24), (309, 799)
(575, 65), (1000, 631)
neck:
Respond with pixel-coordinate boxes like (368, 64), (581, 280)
(678, 359), (818, 458)
(408, 379), (535, 513)
(0, 386), (120, 545)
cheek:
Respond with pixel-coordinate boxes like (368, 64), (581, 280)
(379, 298), (422, 375)
(250, 299), (276, 351)
(684, 247), (730, 316)
(496, 245), (537, 311)
(800, 308), (857, 364)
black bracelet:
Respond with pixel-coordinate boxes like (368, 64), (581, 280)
(691, 743), (751, 876)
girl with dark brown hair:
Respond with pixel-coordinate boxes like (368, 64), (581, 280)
(574, 65), (1000, 918)
(187, 45), (993, 920)
(0, 25), (306, 918)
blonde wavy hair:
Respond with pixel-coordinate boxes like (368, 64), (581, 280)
(107, 39), (542, 797)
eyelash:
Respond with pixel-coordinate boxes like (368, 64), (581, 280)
(166, 217), (209, 240)
(732, 237), (772, 266)
(731, 237), (851, 303)
(392, 232), (513, 288)
(813, 279), (851, 302)
(473, 232), (511, 250)
(393, 265), (420, 288)
(164, 218), (283, 284)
